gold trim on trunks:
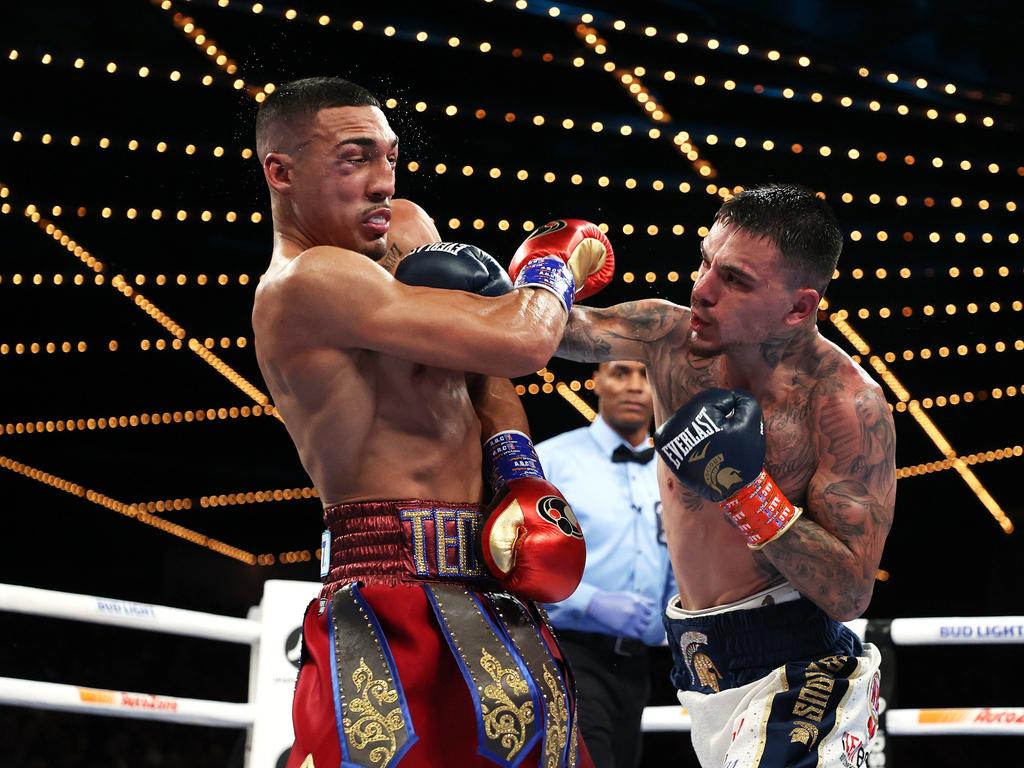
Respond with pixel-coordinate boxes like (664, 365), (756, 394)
(487, 593), (574, 768)
(425, 585), (540, 764)
(330, 586), (412, 768)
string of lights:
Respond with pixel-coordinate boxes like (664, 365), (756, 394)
(880, 339), (1024, 364)
(11, 122), (1023, 201)
(4, 48), (240, 91)
(143, 7), (1021, 194)
(176, 0), (1001, 129)
(0, 337), (250, 356)
(0, 340), (90, 356)
(0, 453), (257, 563)
(8, 195), (276, 409)
(830, 302), (1023, 322)
(0, 404), (275, 438)
(26, 200), (1022, 247)
(201, 486), (319, 508)
(897, 445), (1023, 478)
(572, 23), (715, 179)
(894, 382), (1023, 412)
(19, 202), (266, 224)
(829, 312), (1012, 533)
(180, 0), (994, 115)
(0, 272), (254, 286)
(7, 129), (255, 161)
(477, 0), (1004, 109)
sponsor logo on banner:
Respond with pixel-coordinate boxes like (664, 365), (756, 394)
(938, 622), (1024, 639)
(95, 598), (156, 619)
(78, 687), (178, 712)
(973, 708), (1024, 724)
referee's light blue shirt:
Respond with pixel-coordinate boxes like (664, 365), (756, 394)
(536, 415), (676, 646)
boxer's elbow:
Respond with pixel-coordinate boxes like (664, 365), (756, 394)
(829, 583), (874, 622)
(504, 333), (557, 377)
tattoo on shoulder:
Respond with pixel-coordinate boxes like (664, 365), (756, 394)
(377, 243), (403, 274)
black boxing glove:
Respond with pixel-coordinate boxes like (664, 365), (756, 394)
(655, 389), (802, 549)
(395, 242), (513, 296)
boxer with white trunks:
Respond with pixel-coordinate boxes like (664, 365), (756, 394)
(251, 76), (614, 768)
(555, 184), (894, 767)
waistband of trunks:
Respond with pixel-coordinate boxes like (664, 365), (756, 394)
(667, 583), (802, 619)
(321, 498), (500, 591)
(663, 594), (863, 693)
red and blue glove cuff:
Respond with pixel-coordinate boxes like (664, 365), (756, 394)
(483, 430), (545, 490)
(511, 256), (575, 313)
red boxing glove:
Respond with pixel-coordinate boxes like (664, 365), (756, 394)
(480, 477), (586, 602)
(509, 219), (615, 301)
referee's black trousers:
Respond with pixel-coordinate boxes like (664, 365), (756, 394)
(557, 630), (651, 768)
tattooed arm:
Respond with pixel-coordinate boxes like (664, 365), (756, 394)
(380, 199), (441, 272)
(557, 300), (688, 363)
(758, 378), (896, 621)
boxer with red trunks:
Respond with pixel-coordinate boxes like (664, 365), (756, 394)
(251, 76), (614, 768)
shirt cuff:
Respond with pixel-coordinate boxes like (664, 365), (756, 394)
(547, 581), (600, 622)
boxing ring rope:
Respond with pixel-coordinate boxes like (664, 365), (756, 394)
(2, 582), (1023, 760)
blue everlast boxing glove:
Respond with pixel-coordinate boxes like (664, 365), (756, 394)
(655, 388), (802, 549)
(586, 591), (656, 639)
(395, 241), (513, 296)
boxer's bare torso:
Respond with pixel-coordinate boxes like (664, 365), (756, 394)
(557, 224), (895, 619)
(254, 200), (502, 506)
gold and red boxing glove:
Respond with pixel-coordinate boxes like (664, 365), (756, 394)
(654, 388), (803, 549)
(508, 219), (615, 311)
(480, 430), (586, 602)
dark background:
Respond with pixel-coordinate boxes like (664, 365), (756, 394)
(1, 0), (1022, 765)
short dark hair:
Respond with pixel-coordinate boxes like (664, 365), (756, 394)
(714, 183), (843, 295)
(255, 76), (381, 158)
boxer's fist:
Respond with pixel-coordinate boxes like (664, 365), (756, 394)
(480, 477), (585, 602)
(510, 219), (614, 301)
(396, 242), (513, 296)
(654, 388), (765, 503)
(655, 389), (802, 549)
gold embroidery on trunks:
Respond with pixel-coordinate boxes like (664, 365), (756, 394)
(568, 716), (579, 768)
(542, 666), (569, 768)
(693, 652), (723, 693)
(480, 648), (535, 760)
(341, 658), (404, 765)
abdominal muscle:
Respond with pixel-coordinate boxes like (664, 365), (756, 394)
(264, 344), (485, 507)
(658, 464), (785, 610)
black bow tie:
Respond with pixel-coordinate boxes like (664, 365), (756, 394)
(612, 445), (655, 464)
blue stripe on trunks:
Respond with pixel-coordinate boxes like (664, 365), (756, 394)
(756, 654), (860, 767)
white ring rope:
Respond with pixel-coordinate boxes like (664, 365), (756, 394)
(0, 676), (254, 728)
(1, 582), (1022, 736)
(0, 583), (259, 644)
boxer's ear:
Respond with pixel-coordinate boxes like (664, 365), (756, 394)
(263, 151), (294, 195)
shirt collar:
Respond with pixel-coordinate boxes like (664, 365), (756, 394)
(589, 414), (649, 457)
